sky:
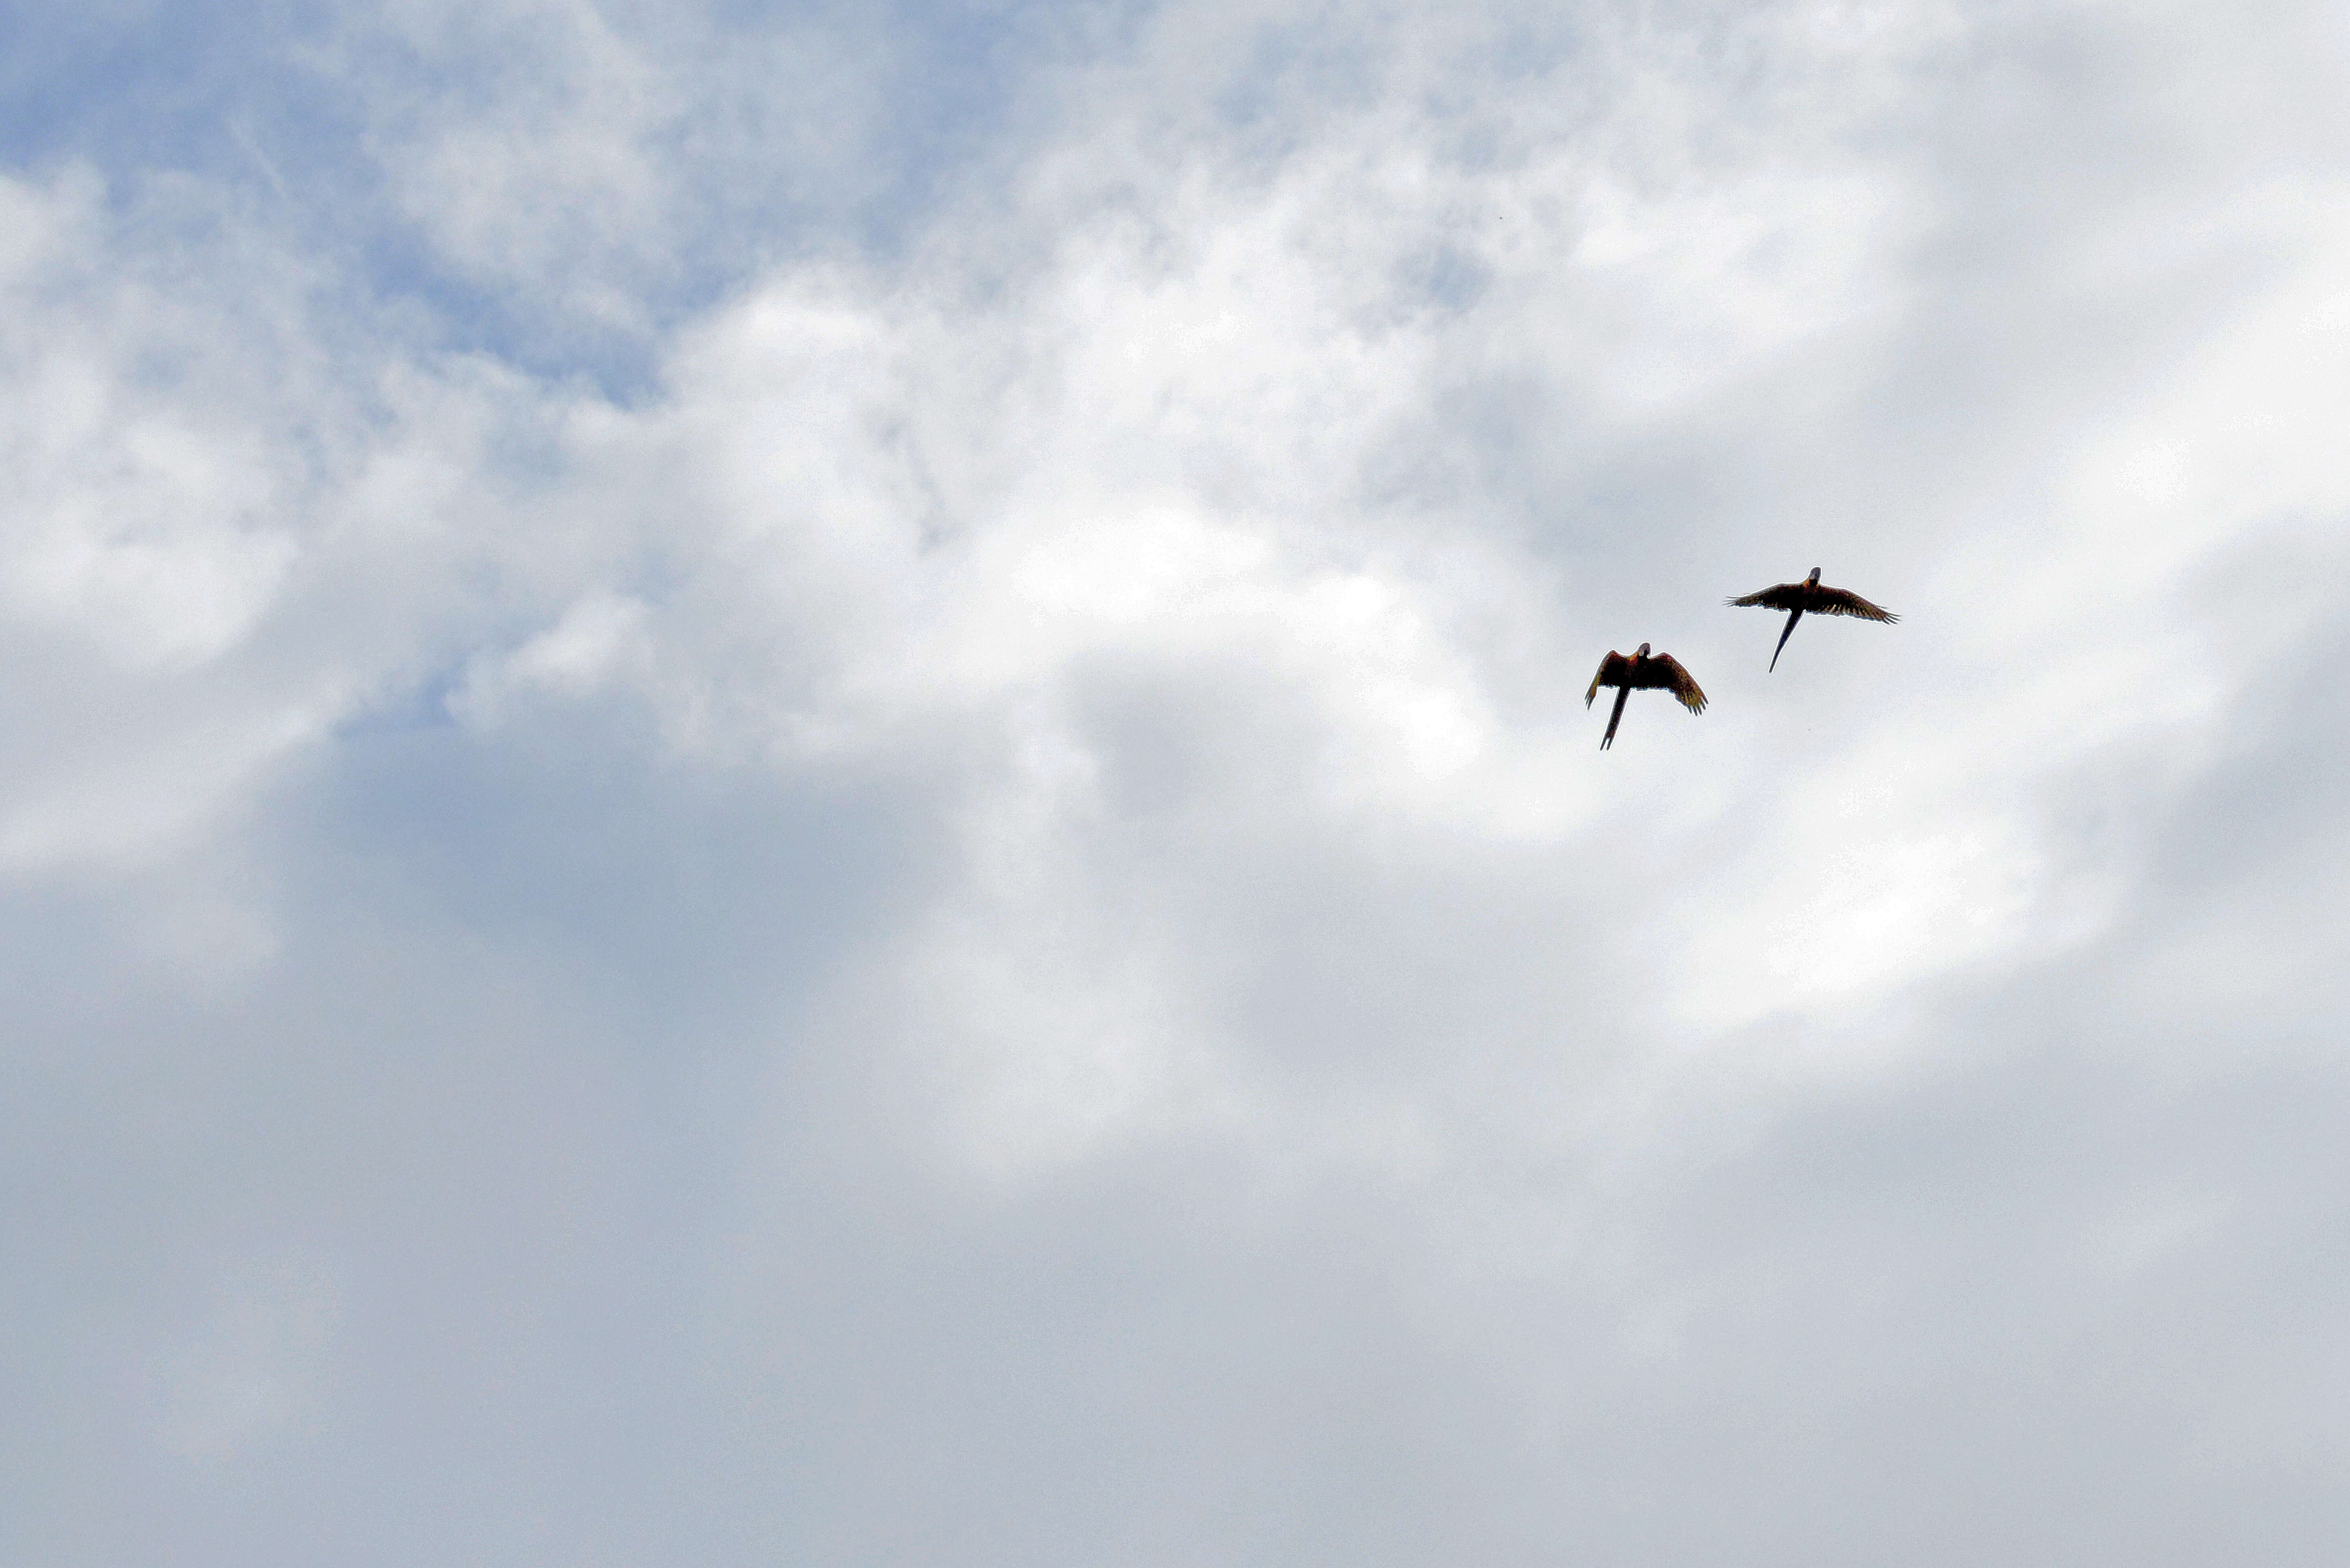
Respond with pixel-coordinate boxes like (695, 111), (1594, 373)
(4, 0), (2349, 1561)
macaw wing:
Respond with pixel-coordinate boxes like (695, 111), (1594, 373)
(1633, 653), (1707, 713)
(1726, 582), (1806, 610)
(1585, 651), (1632, 707)
(1810, 585), (1898, 622)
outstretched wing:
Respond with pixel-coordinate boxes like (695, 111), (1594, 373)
(1726, 582), (1806, 610)
(1585, 651), (1631, 707)
(1809, 585), (1898, 622)
(1633, 653), (1707, 713)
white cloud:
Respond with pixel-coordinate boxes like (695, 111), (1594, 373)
(5, 0), (2350, 1560)
(0, 169), (303, 672)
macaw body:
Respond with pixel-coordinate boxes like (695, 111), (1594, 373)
(1726, 567), (1898, 669)
(1585, 643), (1708, 750)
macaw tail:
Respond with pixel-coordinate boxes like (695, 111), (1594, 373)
(1770, 608), (1802, 672)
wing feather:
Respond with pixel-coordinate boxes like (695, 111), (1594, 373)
(1652, 653), (1707, 713)
(1585, 651), (1631, 707)
(1726, 583), (1805, 609)
(1809, 586), (1898, 622)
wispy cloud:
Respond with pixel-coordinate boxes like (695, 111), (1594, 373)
(4, 0), (2348, 1561)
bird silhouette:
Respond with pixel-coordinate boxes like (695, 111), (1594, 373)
(1726, 567), (1898, 670)
(1585, 643), (1707, 749)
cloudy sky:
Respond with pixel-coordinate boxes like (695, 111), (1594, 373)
(5, 0), (2349, 1560)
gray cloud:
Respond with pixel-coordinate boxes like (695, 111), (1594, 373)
(4, 0), (2349, 1563)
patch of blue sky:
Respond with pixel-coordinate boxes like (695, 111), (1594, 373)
(0, 0), (1115, 398)
(0, 0), (342, 178)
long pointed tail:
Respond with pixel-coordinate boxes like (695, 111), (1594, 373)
(1602, 685), (1630, 749)
(1769, 608), (1802, 671)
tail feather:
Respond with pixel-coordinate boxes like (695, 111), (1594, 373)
(1769, 608), (1801, 671)
(1602, 685), (1630, 750)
